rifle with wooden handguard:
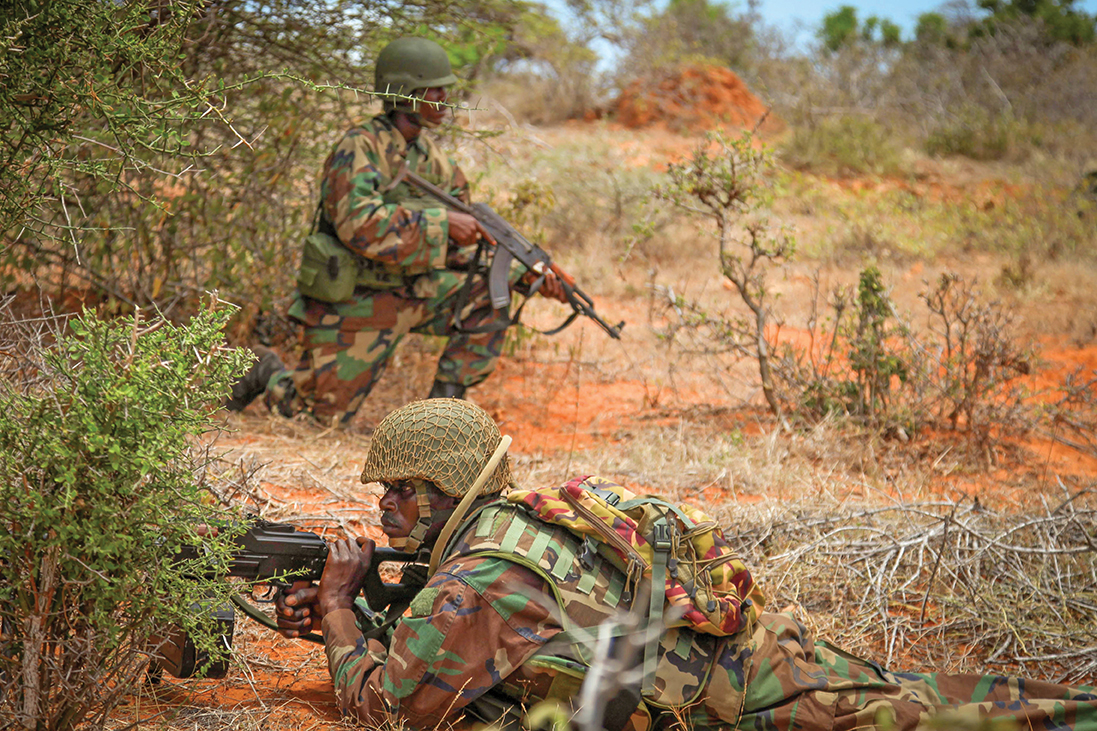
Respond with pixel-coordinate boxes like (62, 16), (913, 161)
(402, 169), (624, 340)
(153, 519), (423, 679)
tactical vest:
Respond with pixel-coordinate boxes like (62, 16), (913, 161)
(440, 501), (744, 722)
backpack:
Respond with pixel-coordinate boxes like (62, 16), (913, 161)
(508, 475), (763, 639)
(448, 474), (764, 709)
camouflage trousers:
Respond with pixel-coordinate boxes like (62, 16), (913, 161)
(274, 269), (508, 424)
(676, 612), (1097, 731)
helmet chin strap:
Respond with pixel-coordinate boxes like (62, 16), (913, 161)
(388, 430), (510, 563)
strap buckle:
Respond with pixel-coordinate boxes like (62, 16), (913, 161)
(652, 522), (672, 552)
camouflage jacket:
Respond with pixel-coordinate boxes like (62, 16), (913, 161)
(320, 479), (756, 731)
(321, 113), (468, 271)
(289, 115), (472, 325)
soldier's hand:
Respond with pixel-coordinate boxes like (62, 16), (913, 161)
(538, 270), (568, 303)
(317, 538), (375, 616)
(448, 212), (496, 248)
(276, 580), (321, 638)
(521, 270), (568, 303)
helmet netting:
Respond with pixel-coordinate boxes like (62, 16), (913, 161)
(361, 399), (512, 497)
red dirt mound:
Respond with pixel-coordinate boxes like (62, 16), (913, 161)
(615, 64), (782, 134)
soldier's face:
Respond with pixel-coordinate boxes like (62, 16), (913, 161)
(378, 480), (419, 539)
(417, 86), (449, 128)
(378, 479), (454, 539)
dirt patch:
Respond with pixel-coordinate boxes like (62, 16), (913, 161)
(614, 64), (783, 136)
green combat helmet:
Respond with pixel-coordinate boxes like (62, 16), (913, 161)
(361, 399), (512, 551)
(374, 37), (457, 110)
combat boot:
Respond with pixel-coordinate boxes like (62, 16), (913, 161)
(225, 346), (286, 412)
(427, 380), (466, 399)
(264, 373), (299, 418)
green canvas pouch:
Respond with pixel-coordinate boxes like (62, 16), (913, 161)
(296, 231), (357, 303)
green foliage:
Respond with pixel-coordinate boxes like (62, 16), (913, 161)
(0, 302), (253, 730)
(847, 267), (909, 419)
(792, 268), (912, 433)
(0, 0), (206, 235)
(924, 107), (1022, 161)
(820, 6), (859, 52)
(776, 269), (1032, 447)
(975, 0), (1097, 45)
(820, 6), (902, 52)
(914, 12), (956, 47)
(781, 115), (903, 177)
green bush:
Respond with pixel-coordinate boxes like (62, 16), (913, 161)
(0, 302), (252, 730)
(925, 108), (1020, 160)
(781, 115), (903, 177)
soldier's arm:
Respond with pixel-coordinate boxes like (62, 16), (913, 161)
(322, 556), (558, 729)
(321, 128), (448, 270)
(450, 159), (470, 204)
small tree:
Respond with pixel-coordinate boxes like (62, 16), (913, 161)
(655, 131), (794, 426)
(0, 301), (252, 731)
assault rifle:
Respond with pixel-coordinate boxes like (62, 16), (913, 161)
(154, 518), (423, 679)
(402, 169), (624, 340)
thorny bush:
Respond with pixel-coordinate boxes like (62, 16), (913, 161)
(649, 133), (1043, 455)
(0, 300), (252, 731)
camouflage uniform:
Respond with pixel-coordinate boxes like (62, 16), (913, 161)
(273, 113), (508, 424)
(322, 476), (1097, 731)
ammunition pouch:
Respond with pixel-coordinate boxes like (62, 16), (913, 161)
(297, 174), (450, 303)
(296, 217), (410, 302)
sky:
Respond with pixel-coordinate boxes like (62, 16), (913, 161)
(755, 0), (1097, 43)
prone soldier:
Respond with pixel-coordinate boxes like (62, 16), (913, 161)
(276, 399), (1097, 730)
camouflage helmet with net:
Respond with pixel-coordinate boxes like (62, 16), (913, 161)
(361, 399), (512, 497)
(374, 37), (457, 101)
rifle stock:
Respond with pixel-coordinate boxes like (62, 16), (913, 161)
(403, 170), (624, 340)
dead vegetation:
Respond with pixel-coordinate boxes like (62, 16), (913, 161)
(727, 489), (1097, 682)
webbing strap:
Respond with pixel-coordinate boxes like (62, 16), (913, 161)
(500, 517), (529, 555)
(605, 569), (625, 607)
(476, 507), (500, 537)
(642, 518), (671, 697)
(576, 554), (601, 595)
(616, 497), (695, 528)
(526, 527), (554, 565)
(552, 537), (578, 581)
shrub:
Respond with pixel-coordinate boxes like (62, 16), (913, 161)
(924, 107), (1020, 161)
(780, 115), (903, 177)
(654, 130), (795, 425)
(0, 301), (252, 730)
(776, 270), (1033, 449)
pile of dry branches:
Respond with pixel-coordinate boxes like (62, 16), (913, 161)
(729, 487), (1097, 684)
